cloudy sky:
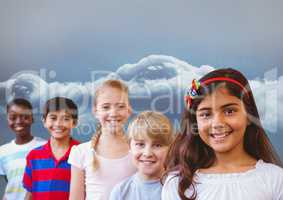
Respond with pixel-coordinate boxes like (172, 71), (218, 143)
(1, 55), (282, 152)
(1, 0), (283, 82)
(0, 1), (282, 155)
(0, 1), (283, 195)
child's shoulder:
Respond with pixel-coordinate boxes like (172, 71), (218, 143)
(255, 160), (283, 186)
(69, 141), (92, 155)
(68, 141), (92, 166)
(73, 140), (91, 149)
(257, 160), (283, 173)
(0, 140), (14, 155)
(117, 173), (135, 188)
(0, 140), (13, 149)
(26, 141), (48, 159)
(256, 160), (283, 178)
(0, 137), (46, 159)
(111, 174), (136, 198)
(256, 160), (283, 195)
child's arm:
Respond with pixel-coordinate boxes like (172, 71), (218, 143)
(24, 192), (32, 200)
(69, 165), (85, 200)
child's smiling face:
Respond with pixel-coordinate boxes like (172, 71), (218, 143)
(93, 87), (131, 134)
(130, 135), (169, 181)
(196, 87), (250, 156)
(7, 105), (33, 136)
(43, 109), (76, 140)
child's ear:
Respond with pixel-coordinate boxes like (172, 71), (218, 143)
(72, 119), (78, 127)
(92, 106), (98, 117)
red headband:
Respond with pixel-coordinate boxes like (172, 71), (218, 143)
(184, 77), (249, 108)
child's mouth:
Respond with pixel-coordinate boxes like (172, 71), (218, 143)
(107, 120), (121, 124)
(209, 131), (232, 139)
(52, 128), (65, 133)
(140, 160), (156, 165)
(14, 126), (25, 131)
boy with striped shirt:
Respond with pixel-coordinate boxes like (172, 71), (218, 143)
(23, 97), (79, 200)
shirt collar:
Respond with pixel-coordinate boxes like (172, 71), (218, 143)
(44, 138), (79, 163)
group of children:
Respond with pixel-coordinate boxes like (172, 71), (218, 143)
(0, 68), (282, 200)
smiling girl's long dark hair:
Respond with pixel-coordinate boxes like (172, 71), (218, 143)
(163, 68), (282, 200)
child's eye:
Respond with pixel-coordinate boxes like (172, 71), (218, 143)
(23, 115), (32, 120)
(101, 105), (110, 110)
(224, 108), (236, 116)
(135, 142), (144, 147)
(48, 116), (57, 120)
(198, 112), (211, 119)
(63, 117), (71, 121)
(153, 143), (163, 148)
(117, 104), (126, 110)
(8, 115), (16, 121)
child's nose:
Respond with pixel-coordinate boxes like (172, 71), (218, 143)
(109, 108), (118, 116)
(54, 119), (63, 126)
(143, 146), (153, 157)
(15, 116), (22, 123)
(211, 113), (225, 129)
(15, 115), (27, 123)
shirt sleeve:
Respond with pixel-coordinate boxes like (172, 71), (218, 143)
(22, 152), (33, 192)
(162, 174), (182, 200)
(68, 145), (85, 169)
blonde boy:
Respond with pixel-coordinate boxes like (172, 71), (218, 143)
(110, 111), (174, 200)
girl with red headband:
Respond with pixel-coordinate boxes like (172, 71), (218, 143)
(162, 68), (283, 200)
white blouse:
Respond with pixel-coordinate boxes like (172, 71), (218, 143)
(68, 141), (136, 200)
(162, 160), (283, 200)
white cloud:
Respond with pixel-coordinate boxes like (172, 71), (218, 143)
(116, 54), (215, 97)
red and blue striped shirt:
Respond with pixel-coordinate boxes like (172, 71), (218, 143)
(23, 138), (79, 200)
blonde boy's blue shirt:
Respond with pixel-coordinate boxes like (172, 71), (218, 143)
(109, 173), (162, 200)
(0, 137), (46, 200)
